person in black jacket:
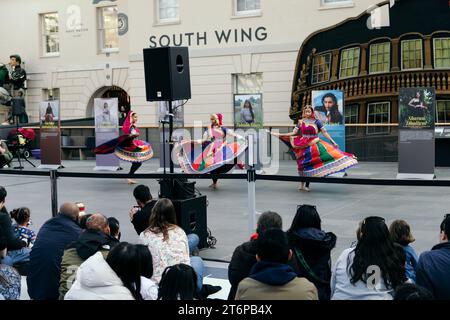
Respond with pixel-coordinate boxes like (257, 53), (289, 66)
(416, 214), (450, 299)
(27, 202), (82, 300)
(0, 186), (28, 266)
(287, 204), (336, 300)
(227, 211), (283, 300)
(129, 185), (157, 235)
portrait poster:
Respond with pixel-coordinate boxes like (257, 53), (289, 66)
(159, 100), (184, 169)
(94, 98), (119, 170)
(39, 100), (61, 165)
(233, 94), (263, 129)
(399, 87), (435, 129)
(312, 90), (346, 151)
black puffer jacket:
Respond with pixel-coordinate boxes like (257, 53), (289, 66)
(288, 228), (336, 300)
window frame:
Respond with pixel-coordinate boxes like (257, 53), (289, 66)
(401, 39), (423, 71)
(233, 73), (263, 94)
(369, 42), (391, 74)
(433, 37), (450, 70)
(311, 52), (332, 84)
(97, 5), (119, 54)
(366, 101), (390, 135)
(344, 104), (359, 136)
(319, 0), (354, 9)
(155, 0), (180, 25)
(40, 12), (60, 57)
(436, 100), (450, 124)
(233, 0), (262, 17)
(339, 47), (360, 79)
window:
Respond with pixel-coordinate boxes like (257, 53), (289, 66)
(42, 88), (60, 101)
(98, 6), (119, 52)
(401, 39), (423, 70)
(41, 13), (59, 56)
(233, 73), (263, 93)
(321, 0), (354, 7)
(344, 104), (358, 136)
(157, 0), (179, 23)
(434, 38), (450, 69)
(367, 102), (390, 135)
(235, 0), (261, 15)
(339, 47), (360, 78)
(311, 53), (332, 84)
(369, 42), (390, 74)
(436, 100), (450, 124)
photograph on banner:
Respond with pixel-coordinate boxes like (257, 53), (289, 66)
(40, 100), (59, 129)
(94, 98), (119, 132)
(233, 94), (263, 129)
(312, 90), (346, 150)
(158, 100), (184, 127)
(399, 87), (435, 129)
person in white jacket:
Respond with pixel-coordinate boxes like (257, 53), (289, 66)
(331, 216), (406, 300)
(65, 243), (142, 300)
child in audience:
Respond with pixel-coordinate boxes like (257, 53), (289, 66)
(10, 207), (36, 248)
(389, 219), (418, 283)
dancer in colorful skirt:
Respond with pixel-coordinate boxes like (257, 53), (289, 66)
(95, 110), (153, 184)
(177, 113), (247, 189)
(270, 105), (357, 191)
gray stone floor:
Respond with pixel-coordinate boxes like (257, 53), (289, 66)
(1, 158), (450, 265)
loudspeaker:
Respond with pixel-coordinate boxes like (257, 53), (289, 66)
(143, 46), (191, 101)
(172, 195), (208, 249)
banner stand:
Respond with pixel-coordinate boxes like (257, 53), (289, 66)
(396, 173), (435, 180)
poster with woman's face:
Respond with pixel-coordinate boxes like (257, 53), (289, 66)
(399, 87), (435, 129)
(94, 98), (119, 132)
(234, 94), (263, 128)
(40, 100), (59, 128)
(312, 90), (344, 125)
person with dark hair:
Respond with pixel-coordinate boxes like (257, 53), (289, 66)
(416, 214), (450, 299)
(270, 105), (357, 191)
(129, 184), (157, 235)
(10, 207), (36, 248)
(0, 186), (28, 267)
(65, 242), (142, 300)
(58, 213), (119, 299)
(240, 100), (255, 124)
(136, 244), (158, 300)
(331, 216), (406, 300)
(235, 229), (318, 300)
(389, 219), (418, 282)
(27, 202), (82, 300)
(228, 210), (283, 300)
(158, 264), (197, 300)
(107, 217), (121, 240)
(78, 213), (92, 229)
(394, 283), (434, 300)
(314, 92), (343, 125)
(8, 55), (27, 91)
(0, 233), (20, 300)
(287, 204), (337, 300)
(44, 102), (54, 123)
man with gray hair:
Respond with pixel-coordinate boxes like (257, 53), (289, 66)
(27, 203), (82, 300)
(59, 213), (119, 299)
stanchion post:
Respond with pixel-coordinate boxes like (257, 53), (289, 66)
(247, 134), (256, 236)
(50, 169), (58, 217)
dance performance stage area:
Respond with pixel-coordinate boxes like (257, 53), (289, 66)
(2, 159), (449, 263)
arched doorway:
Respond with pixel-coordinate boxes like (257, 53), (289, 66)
(86, 86), (130, 124)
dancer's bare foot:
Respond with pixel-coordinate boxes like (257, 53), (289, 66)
(127, 179), (138, 185)
(209, 183), (217, 190)
(298, 182), (310, 192)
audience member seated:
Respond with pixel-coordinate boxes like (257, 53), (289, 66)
(136, 244), (158, 300)
(129, 185), (157, 235)
(228, 211), (282, 300)
(107, 217), (121, 240)
(287, 204), (336, 300)
(393, 283), (434, 300)
(59, 213), (119, 299)
(0, 187), (28, 267)
(0, 234), (20, 300)
(331, 216), (406, 300)
(65, 242), (142, 300)
(389, 219), (418, 283)
(11, 207), (36, 248)
(158, 264), (197, 300)
(235, 229), (318, 300)
(79, 213), (92, 229)
(0, 141), (13, 168)
(27, 203), (82, 300)
(416, 214), (450, 299)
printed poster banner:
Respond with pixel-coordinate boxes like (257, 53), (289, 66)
(233, 94), (263, 129)
(159, 100), (184, 169)
(39, 100), (61, 165)
(397, 87), (435, 179)
(312, 90), (345, 151)
(94, 98), (119, 169)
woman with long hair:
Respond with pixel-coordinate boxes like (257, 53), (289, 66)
(177, 113), (247, 189)
(157, 264), (198, 300)
(270, 105), (357, 191)
(331, 216), (406, 300)
(95, 110), (153, 184)
(240, 100), (255, 124)
(314, 93), (343, 125)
